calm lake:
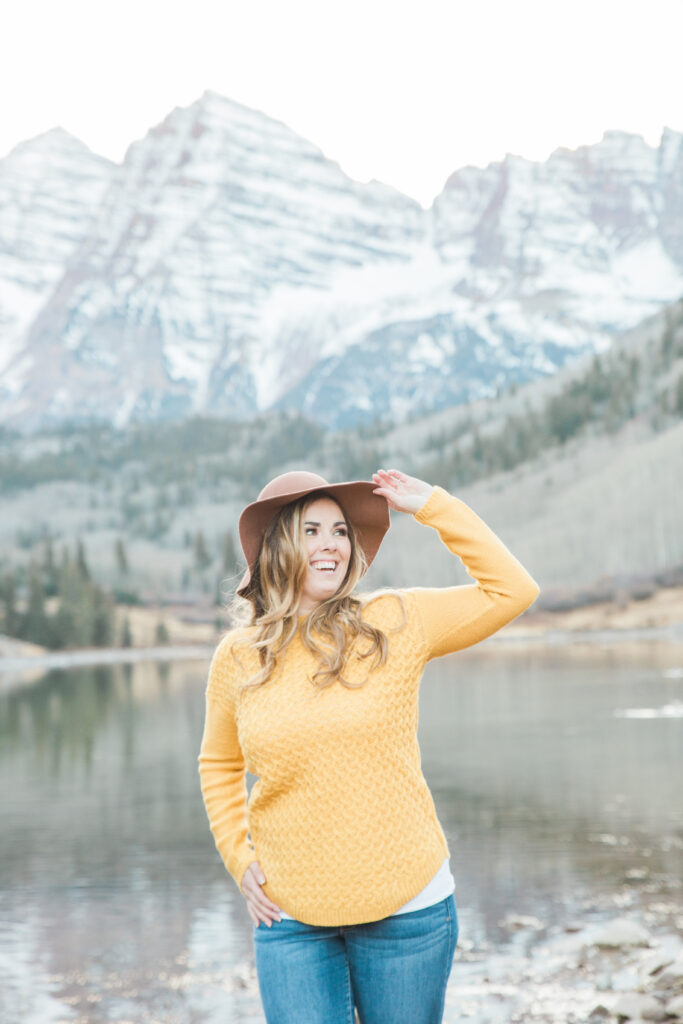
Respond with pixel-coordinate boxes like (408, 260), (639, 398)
(1, 637), (682, 1023)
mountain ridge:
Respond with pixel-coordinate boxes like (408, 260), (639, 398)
(1, 95), (682, 433)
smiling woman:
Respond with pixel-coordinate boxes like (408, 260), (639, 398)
(299, 498), (352, 612)
(197, 467), (540, 1024)
(228, 474), (391, 691)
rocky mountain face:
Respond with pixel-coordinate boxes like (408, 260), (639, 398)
(1, 92), (682, 432)
(0, 129), (114, 400)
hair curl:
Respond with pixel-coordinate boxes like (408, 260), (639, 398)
(226, 490), (405, 692)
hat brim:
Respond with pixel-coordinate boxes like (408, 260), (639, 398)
(236, 480), (390, 598)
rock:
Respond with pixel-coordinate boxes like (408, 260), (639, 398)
(232, 961), (256, 990)
(665, 994), (683, 1017)
(659, 952), (683, 987)
(625, 869), (649, 882)
(499, 913), (544, 931)
(588, 1004), (611, 1020)
(641, 951), (676, 978)
(596, 973), (614, 991)
(612, 993), (667, 1020)
(592, 918), (652, 949)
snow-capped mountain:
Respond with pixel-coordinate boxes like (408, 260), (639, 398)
(0, 129), (114, 395)
(1, 93), (682, 432)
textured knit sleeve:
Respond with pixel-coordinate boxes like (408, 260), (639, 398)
(197, 636), (256, 890)
(407, 485), (540, 660)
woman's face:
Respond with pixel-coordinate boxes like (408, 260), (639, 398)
(297, 497), (352, 615)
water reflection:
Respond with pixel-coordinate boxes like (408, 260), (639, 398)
(0, 640), (681, 1023)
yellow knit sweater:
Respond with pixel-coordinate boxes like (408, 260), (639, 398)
(197, 485), (540, 926)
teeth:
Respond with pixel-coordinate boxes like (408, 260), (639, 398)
(311, 561), (336, 571)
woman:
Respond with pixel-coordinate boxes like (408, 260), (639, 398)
(198, 467), (540, 1024)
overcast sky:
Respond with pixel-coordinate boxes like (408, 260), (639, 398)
(2, 0), (682, 206)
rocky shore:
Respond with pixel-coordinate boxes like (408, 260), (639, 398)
(215, 889), (683, 1024)
(445, 903), (683, 1024)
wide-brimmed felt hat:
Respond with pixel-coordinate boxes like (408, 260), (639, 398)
(236, 470), (391, 597)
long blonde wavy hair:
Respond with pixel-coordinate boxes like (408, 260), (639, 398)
(228, 489), (406, 692)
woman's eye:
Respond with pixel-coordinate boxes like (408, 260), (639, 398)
(304, 527), (347, 537)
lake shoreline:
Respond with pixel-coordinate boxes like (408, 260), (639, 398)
(1, 616), (683, 676)
(0, 642), (217, 678)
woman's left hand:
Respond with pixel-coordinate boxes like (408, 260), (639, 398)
(371, 469), (435, 514)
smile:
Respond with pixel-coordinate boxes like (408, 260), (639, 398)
(310, 561), (338, 572)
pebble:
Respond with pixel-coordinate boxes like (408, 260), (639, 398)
(591, 917), (652, 949)
(612, 992), (667, 1020)
(499, 914), (545, 931)
(659, 952), (683, 986)
(639, 951), (676, 977)
(665, 994), (683, 1018)
(588, 1004), (611, 1019)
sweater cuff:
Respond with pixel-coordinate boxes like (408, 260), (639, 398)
(413, 484), (453, 523)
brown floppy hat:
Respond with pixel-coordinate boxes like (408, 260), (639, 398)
(236, 470), (391, 597)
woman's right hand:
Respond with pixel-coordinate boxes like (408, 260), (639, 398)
(241, 861), (283, 928)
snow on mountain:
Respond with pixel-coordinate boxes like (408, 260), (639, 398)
(433, 130), (683, 328)
(1, 92), (424, 429)
(0, 128), (114, 390)
(0, 98), (682, 433)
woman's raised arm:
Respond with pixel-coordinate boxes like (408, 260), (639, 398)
(372, 469), (540, 660)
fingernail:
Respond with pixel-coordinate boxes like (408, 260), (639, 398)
(259, 876), (266, 884)
(267, 920), (272, 928)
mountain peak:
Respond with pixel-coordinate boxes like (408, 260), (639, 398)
(6, 126), (111, 163)
(2, 102), (683, 434)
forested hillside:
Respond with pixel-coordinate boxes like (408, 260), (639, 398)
(1, 299), (682, 648)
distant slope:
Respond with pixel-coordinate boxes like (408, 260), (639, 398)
(368, 300), (683, 600)
(0, 302), (681, 606)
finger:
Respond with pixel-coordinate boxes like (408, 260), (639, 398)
(252, 892), (282, 919)
(250, 893), (281, 920)
(241, 877), (260, 898)
(249, 863), (266, 885)
(243, 873), (281, 913)
(246, 884), (280, 913)
(242, 866), (267, 894)
(374, 470), (398, 486)
(250, 901), (278, 927)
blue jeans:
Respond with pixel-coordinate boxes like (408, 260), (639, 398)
(252, 893), (458, 1024)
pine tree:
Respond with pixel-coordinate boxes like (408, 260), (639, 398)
(194, 530), (211, 571)
(120, 616), (133, 647)
(155, 620), (170, 644)
(1, 570), (20, 637)
(76, 538), (91, 581)
(675, 373), (683, 417)
(222, 531), (240, 575)
(53, 560), (92, 648)
(42, 536), (58, 596)
(115, 537), (129, 575)
(91, 589), (116, 647)
(19, 563), (51, 647)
